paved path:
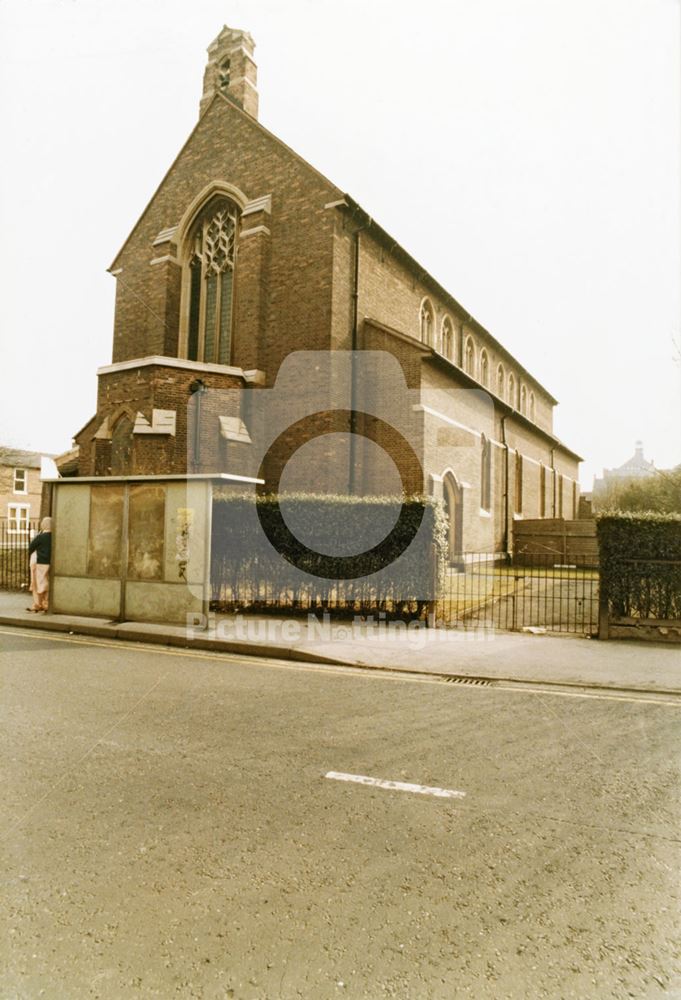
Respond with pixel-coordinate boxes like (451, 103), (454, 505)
(2, 630), (680, 999)
(1, 590), (679, 694)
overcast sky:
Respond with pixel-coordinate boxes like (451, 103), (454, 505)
(0, 0), (679, 487)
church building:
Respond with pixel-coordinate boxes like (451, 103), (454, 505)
(73, 25), (581, 556)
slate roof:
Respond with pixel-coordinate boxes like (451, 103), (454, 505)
(0, 447), (46, 469)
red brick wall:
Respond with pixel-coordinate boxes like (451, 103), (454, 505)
(76, 364), (245, 477)
(111, 96), (341, 379)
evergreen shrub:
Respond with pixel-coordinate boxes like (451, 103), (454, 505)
(211, 493), (447, 618)
(597, 511), (681, 620)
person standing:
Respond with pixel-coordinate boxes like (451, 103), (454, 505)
(27, 517), (52, 613)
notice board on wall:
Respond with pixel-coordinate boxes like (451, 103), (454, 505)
(127, 484), (165, 580)
(87, 485), (124, 578)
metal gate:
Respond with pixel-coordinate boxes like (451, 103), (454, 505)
(438, 552), (599, 635)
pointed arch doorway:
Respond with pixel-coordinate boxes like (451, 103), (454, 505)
(442, 472), (463, 564)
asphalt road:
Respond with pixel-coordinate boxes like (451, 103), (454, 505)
(1, 627), (680, 1000)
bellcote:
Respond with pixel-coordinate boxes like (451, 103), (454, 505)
(200, 25), (258, 119)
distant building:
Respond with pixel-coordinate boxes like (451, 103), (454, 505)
(0, 448), (45, 533)
(592, 441), (657, 501)
(599, 440), (656, 482)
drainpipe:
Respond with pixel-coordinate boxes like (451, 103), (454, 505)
(349, 221), (368, 494)
(189, 378), (207, 472)
(550, 446), (556, 517)
(501, 414), (509, 556)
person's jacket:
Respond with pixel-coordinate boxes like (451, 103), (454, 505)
(29, 531), (51, 565)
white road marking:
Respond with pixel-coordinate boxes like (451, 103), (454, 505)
(325, 771), (466, 799)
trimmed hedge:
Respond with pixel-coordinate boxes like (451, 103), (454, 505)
(211, 493), (447, 618)
(597, 511), (681, 620)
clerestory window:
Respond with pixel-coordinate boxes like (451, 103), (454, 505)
(186, 198), (239, 365)
(464, 336), (476, 377)
(420, 299), (435, 346)
(480, 350), (489, 388)
(441, 316), (453, 359)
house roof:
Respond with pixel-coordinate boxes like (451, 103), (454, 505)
(109, 89), (560, 409)
(0, 447), (46, 469)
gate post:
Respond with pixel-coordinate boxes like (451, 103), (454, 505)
(427, 542), (439, 628)
(598, 586), (609, 640)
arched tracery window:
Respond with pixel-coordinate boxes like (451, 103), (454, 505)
(497, 363), (505, 397)
(520, 383), (527, 415)
(508, 372), (516, 408)
(186, 197), (239, 365)
(420, 299), (435, 345)
(529, 392), (536, 422)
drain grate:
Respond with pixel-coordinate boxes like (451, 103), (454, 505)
(443, 675), (494, 687)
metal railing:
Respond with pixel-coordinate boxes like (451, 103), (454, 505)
(0, 518), (40, 591)
(211, 549), (599, 634)
(210, 575), (431, 621)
